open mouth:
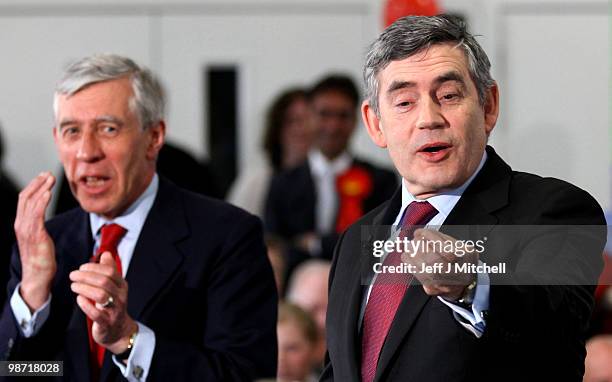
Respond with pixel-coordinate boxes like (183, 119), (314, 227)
(417, 142), (452, 161)
(419, 142), (452, 153)
(79, 175), (111, 192)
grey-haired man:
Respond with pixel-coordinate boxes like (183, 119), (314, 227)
(0, 54), (277, 381)
(322, 15), (605, 382)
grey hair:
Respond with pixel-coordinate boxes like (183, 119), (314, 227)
(364, 14), (495, 116)
(53, 54), (164, 129)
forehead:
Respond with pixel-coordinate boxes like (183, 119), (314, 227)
(378, 43), (471, 87)
(56, 78), (134, 120)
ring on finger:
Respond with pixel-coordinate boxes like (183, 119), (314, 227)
(101, 295), (114, 309)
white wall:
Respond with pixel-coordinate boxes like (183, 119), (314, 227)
(0, 0), (608, 210)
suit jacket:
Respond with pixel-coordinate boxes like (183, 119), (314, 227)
(0, 173), (19, 308)
(321, 146), (606, 382)
(0, 178), (278, 381)
(265, 157), (397, 278)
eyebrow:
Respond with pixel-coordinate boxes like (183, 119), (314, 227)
(58, 115), (124, 130)
(386, 80), (417, 95)
(385, 71), (467, 96)
(433, 71), (466, 88)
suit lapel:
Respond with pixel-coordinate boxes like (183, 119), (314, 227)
(340, 187), (400, 379)
(60, 210), (95, 382)
(373, 146), (511, 381)
(99, 179), (188, 381)
(124, 179), (188, 320)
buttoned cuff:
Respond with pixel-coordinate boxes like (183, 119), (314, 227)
(10, 283), (51, 337)
(438, 269), (490, 338)
(112, 322), (155, 381)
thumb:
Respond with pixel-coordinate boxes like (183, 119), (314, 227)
(99, 251), (115, 266)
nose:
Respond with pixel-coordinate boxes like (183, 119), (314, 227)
(416, 98), (445, 130)
(76, 131), (103, 162)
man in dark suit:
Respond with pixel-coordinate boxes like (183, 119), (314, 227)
(0, 54), (277, 381)
(0, 125), (19, 308)
(322, 15), (606, 382)
(265, 75), (398, 277)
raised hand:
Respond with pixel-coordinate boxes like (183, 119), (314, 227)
(14, 172), (57, 311)
(70, 252), (137, 354)
(402, 228), (478, 301)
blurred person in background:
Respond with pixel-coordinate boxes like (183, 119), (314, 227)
(228, 88), (314, 217)
(0, 123), (20, 307)
(584, 335), (612, 382)
(265, 75), (398, 279)
(277, 302), (319, 382)
(286, 259), (331, 370)
(266, 236), (288, 297)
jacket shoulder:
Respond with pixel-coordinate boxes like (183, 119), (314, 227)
(506, 171), (605, 225)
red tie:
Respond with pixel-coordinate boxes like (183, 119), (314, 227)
(88, 223), (127, 378)
(361, 201), (437, 382)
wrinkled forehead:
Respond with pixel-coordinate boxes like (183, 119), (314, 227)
(379, 44), (472, 89)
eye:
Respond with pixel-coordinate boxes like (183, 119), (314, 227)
(100, 125), (119, 136)
(437, 92), (464, 105)
(61, 126), (80, 139)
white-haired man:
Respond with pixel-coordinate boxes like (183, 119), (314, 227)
(0, 54), (277, 381)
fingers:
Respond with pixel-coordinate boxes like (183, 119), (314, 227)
(76, 295), (111, 326)
(74, 269), (123, 289)
(70, 263), (124, 291)
(412, 228), (463, 262)
(99, 252), (116, 268)
(15, 172), (56, 235)
(71, 281), (115, 306)
(17, 172), (55, 216)
(17, 173), (49, 218)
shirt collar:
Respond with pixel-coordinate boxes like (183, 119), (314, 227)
(308, 149), (352, 178)
(89, 173), (159, 240)
(396, 151), (488, 225)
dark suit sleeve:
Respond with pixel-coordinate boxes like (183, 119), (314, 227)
(0, 241), (79, 364)
(318, 230), (344, 382)
(482, 184), (605, 380)
(0, 245), (26, 360)
(148, 213), (278, 381)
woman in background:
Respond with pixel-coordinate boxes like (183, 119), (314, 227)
(228, 88), (314, 217)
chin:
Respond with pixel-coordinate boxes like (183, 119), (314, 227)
(76, 198), (113, 216)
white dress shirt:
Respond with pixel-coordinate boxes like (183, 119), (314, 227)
(11, 174), (160, 381)
(360, 152), (490, 337)
(308, 149), (352, 234)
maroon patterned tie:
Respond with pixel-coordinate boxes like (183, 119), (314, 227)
(361, 201), (438, 382)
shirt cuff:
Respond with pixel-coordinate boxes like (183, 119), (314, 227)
(438, 270), (490, 337)
(10, 283), (51, 337)
(112, 322), (155, 381)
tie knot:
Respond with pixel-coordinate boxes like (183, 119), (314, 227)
(399, 201), (438, 239)
(99, 223), (127, 251)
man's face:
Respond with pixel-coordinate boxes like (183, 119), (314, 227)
(290, 271), (328, 336)
(362, 43), (499, 198)
(311, 90), (356, 160)
(53, 78), (164, 219)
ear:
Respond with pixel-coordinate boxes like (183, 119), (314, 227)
(361, 100), (387, 148)
(146, 120), (166, 160)
(483, 82), (500, 136)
